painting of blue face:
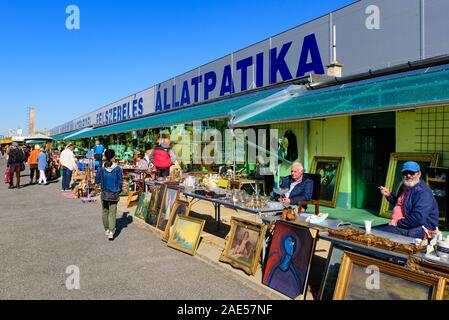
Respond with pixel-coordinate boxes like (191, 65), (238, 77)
(263, 221), (318, 299)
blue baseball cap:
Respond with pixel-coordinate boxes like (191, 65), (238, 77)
(401, 161), (420, 173)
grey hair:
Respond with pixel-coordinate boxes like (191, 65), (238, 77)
(292, 162), (304, 171)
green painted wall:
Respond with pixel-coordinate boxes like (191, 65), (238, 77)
(396, 106), (449, 167)
(308, 116), (352, 208)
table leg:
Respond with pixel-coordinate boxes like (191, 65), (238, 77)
(214, 203), (221, 231)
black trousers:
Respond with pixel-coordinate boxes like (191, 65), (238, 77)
(30, 164), (39, 181)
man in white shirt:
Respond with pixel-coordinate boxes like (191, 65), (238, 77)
(60, 143), (78, 191)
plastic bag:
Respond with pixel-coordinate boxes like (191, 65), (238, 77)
(4, 170), (11, 184)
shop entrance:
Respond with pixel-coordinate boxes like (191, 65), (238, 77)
(352, 113), (396, 210)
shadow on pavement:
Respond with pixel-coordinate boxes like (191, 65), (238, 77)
(114, 212), (133, 239)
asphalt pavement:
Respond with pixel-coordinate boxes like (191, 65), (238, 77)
(0, 158), (273, 300)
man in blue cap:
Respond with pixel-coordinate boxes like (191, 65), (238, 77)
(376, 161), (439, 239)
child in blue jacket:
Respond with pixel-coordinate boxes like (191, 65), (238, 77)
(96, 149), (123, 240)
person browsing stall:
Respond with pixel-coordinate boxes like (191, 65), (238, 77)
(59, 143), (78, 191)
(375, 161), (439, 239)
(274, 162), (313, 211)
(93, 140), (105, 166)
(149, 134), (179, 177)
(28, 145), (41, 185)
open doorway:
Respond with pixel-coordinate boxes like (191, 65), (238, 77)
(352, 113), (396, 211)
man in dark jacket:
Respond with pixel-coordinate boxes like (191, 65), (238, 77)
(376, 161), (439, 239)
(274, 162), (313, 211)
(7, 142), (25, 189)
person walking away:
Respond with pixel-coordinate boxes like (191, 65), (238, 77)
(93, 140), (105, 167)
(7, 142), (25, 189)
(28, 145), (41, 184)
(37, 148), (48, 185)
(60, 143), (78, 191)
(96, 149), (123, 240)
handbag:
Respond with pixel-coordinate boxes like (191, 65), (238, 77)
(20, 163), (25, 172)
(4, 170), (11, 184)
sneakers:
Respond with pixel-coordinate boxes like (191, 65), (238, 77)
(105, 229), (110, 236)
(108, 230), (115, 241)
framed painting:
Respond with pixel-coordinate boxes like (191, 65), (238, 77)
(219, 217), (267, 276)
(262, 221), (319, 299)
(379, 153), (439, 217)
(162, 200), (191, 242)
(318, 245), (345, 301)
(310, 156), (344, 208)
(126, 191), (141, 208)
(167, 215), (205, 256)
(333, 252), (445, 300)
(145, 184), (167, 227)
(134, 192), (152, 221)
(157, 187), (180, 232)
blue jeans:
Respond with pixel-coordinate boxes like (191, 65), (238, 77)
(373, 224), (425, 239)
(62, 166), (73, 190)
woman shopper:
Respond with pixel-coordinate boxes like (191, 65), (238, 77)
(7, 142), (25, 189)
(96, 149), (123, 241)
(37, 148), (48, 185)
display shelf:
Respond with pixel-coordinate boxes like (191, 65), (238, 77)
(426, 167), (449, 231)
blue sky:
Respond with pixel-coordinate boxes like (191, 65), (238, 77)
(0, 0), (354, 136)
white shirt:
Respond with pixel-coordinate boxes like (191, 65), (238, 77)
(285, 178), (302, 199)
(60, 148), (78, 171)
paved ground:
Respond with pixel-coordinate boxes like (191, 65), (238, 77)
(0, 158), (274, 300)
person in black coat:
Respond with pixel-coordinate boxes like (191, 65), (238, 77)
(7, 142), (25, 189)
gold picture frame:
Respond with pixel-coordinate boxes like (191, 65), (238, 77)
(162, 199), (191, 242)
(167, 215), (205, 256)
(333, 252), (445, 300)
(310, 156), (344, 208)
(219, 217), (267, 276)
(157, 187), (181, 232)
(379, 152), (439, 218)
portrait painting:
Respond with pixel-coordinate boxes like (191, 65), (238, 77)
(310, 156), (344, 208)
(145, 184), (167, 227)
(379, 153), (439, 217)
(162, 200), (191, 242)
(157, 187), (180, 231)
(219, 217), (267, 276)
(333, 252), (445, 300)
(167, 215), (205, 256)
(262, 221), (318, 299)
(134, 192), (152, 221)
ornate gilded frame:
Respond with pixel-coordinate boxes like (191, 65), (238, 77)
(310, 156), (344, 208)
(167, 215), (205, 256)
(334, 252), (445, 300)
(219, 217), (267, 276)
(162, 199), (191, 242)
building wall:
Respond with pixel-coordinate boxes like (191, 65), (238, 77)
(396, 106), (449, 167)
(308, 116), (352, 208)
(270, 122), (305, 178)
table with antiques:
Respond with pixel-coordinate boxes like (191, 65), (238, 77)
(181, 188), (284, 230)
(231, 178), (266, 195)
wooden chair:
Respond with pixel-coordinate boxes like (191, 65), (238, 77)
(300, 173), (322, 216)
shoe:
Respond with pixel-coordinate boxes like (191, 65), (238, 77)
(8, 186), (14, 189)
(105, 229), (110, 236)
(108, 230), (114, 240)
